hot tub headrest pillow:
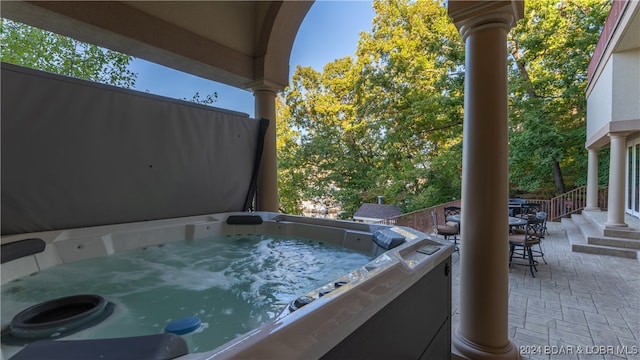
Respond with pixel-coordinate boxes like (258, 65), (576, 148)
(1, 238), (46, 264)
(373, 229), (406, 250)
(226, 215), (264, 225)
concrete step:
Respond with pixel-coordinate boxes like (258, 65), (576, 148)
(581, 211), (640, 240)
(571, 214), (640, 249)
(562, 217), (638, 259)
(588, 236), (640, 249)
(570, 213), (601, 238)
(603, 227), (640, 240)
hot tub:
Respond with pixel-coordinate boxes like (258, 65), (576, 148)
(1, 212), (453, 360)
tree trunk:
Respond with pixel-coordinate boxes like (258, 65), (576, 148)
(553, 159), (566, 194)
(510, 46), (538, 99)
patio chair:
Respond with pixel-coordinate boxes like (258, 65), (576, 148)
(535, 211), (548, 236)
(443, 206), (461, 219)
(444, 206), (461, 228)
(518, 203), (540, 218)
(431, 210), (459, 252)
(530, 212), (548, 264)
(508, 217), (545, 277)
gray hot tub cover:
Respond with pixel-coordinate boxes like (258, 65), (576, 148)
(1, 62), (266, 235)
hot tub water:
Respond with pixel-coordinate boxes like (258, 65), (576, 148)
(1, 234), (373, 355)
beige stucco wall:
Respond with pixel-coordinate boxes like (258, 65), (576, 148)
(587, 59), (614, 142)
(612, 49), (640, 122)
(586, 48), (640, 149)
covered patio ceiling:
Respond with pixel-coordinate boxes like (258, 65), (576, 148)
(2, 1), (314, 91)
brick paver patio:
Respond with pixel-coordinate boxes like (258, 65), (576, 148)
(450, 221), (640, 360)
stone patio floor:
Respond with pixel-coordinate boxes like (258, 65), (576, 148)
(450, 221), (640, 360)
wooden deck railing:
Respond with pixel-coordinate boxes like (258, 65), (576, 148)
(545, 186), (608, 222)
(375, 186), (608, 230)
(516, 187), (609, 222)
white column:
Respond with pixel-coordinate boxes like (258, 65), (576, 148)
(448, 2), (522, 359)
(584, 148), (600, 211)
(605, 133), (628, 227)
(253, 85), (279, 212)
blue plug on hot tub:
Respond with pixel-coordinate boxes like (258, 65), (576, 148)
(164, 317), (201, 335)
(164, 317), (202, 353)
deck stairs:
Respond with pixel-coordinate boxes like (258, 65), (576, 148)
(561, 210), (640, 259)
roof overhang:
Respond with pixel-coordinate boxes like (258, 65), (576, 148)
(1, 1), (314, 91)
(587, 0), (640, 93)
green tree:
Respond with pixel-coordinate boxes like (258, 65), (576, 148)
(507, 0), (610, 196)
(283, 58), (372, 217)
(1, 18), (136, 88)
(182, 92), (218, 105)
(280, 0), (611, 216)
(276, 95), (305, 215)
(279, 0), (464, 217)
(355, 0), (464, 211)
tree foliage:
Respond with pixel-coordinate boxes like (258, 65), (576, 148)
(276, 94), (305, 214)
(1, 18), (137, 88)
(356, 0), (464, 210)
(507, 0), (610, 196)
(278, 0), (611, 216)
(182, 92), (218, 105)
(278, 0), (464, 217)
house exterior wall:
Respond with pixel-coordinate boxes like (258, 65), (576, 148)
(612, 50), (640, 122)
(586, 59), (614, 145)
(587, 49), (640, 149)
(585, 0), (640, 222)
(586, 1), (640, 150)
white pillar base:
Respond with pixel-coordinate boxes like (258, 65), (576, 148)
(452, 330), (520, 360)
(604, 221), (629, 228)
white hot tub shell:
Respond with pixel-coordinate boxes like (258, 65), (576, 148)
(1, 212), (453, 360)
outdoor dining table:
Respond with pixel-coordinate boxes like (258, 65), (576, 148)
(508, 203), (523, 216)
(445, 214), (527, 232)
(508, 216), (528, 233)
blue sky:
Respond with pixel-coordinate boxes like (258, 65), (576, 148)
(128, 1), (375, 117)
